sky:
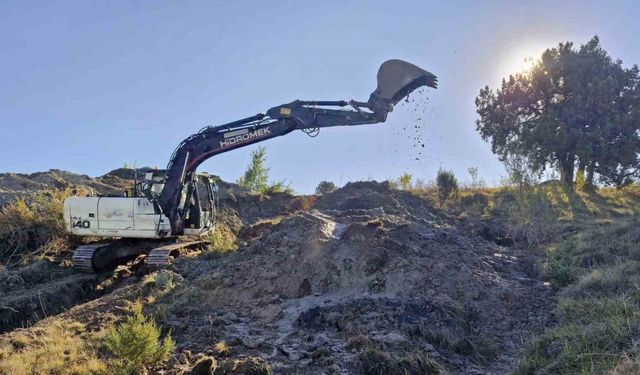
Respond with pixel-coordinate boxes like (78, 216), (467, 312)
(1, 0), (639, 193)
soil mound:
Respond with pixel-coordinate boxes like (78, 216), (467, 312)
(161, 182), (553, 374)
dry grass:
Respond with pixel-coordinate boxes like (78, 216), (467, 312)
(208, 222), (238, 254)
(357, 348), (442, 375)
(0, 319), (108, 375)
(213, 341), (230, 356)
(0, 189), (78, 266)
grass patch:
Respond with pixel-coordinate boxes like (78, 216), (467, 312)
(0, 320), (108, 375)
(516, 210), (640, 374)
(357, 348), (441, 375)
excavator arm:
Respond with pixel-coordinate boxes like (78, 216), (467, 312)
(158, 59), (437, 234)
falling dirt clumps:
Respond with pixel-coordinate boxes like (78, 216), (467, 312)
(161, 181), (553, 374)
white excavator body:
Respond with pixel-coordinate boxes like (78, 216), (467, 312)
(63, 196), (172, 239)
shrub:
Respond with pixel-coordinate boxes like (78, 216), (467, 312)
(208, 222), (237, 254)
(436, 169), (459, 205)
(265, 180), (294, 194)
(315, 181), (337, 195)
(467, 167), (485, 189)
(105, 302), (175, 374)
(399, 172), (413, 190)
(0, 189), (73, 265)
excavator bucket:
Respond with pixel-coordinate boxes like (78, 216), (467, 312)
(368, 59), (437, 121)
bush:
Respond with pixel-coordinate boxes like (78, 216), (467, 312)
(399, 172), (413, 190)
(105, 302), (175, 374)
(208, 222), (238, 254)
(315, 181), (337, 195)
(436, 169), (459, 205)
(0, 189), (73, 265)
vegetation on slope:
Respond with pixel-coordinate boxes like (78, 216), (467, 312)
(0, 189), (74, 267)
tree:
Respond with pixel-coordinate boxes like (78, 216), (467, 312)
(236, 147), (293, 194)
(476, 36), (640, 188)
(315, 181), (337, 195)
(236, 147), (269, 193)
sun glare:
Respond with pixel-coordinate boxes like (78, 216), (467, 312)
(498, 44), (546, 78)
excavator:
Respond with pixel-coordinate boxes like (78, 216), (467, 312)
(63, 59), (437, 272)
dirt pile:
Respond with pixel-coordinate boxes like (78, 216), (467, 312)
(156, 181), (553, 374)
(0, 168), (136, 206)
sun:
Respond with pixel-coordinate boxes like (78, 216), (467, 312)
(499, 44), (545, 78)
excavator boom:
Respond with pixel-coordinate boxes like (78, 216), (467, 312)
(64, 59), (437, 272)
(159, 59), (437, 234)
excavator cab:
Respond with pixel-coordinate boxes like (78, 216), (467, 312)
(183, 174), (218, 235)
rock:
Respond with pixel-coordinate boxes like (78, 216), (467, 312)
(241, 336), (263, 349)
(223, 312), (239, 322)
(156, 270), (183, 290)
(190, 356), (217, 375)
(373, 332), (408, 345)
(313, 333), (329, 347)
(252, 303), (282, 323)
(298, 278), (313, 297)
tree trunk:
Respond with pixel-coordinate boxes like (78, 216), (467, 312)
(559, 155), (575, 188)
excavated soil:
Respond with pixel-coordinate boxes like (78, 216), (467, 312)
(0, 261), (99, 333)
(161, 181), (554, 374)
(0, 181), (554, 374)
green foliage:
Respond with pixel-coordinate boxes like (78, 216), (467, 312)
(476, 36), (640, 187)
(399, 172), (413, 190)
(493, 157), (559, 247)
(315, 181), (337, 195)
(236, 147), (293, 194)
(517, 219), (640, 374)
(436, 169), (459, 205)
(236, 147), (269, 193)
(105, 303), (175, 374)
(265, 180), (294, 194)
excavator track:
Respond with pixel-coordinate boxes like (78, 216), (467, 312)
(72, 240), (206, 273)
(147, 241), (206, 269)
(72, 243), (111, 272)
